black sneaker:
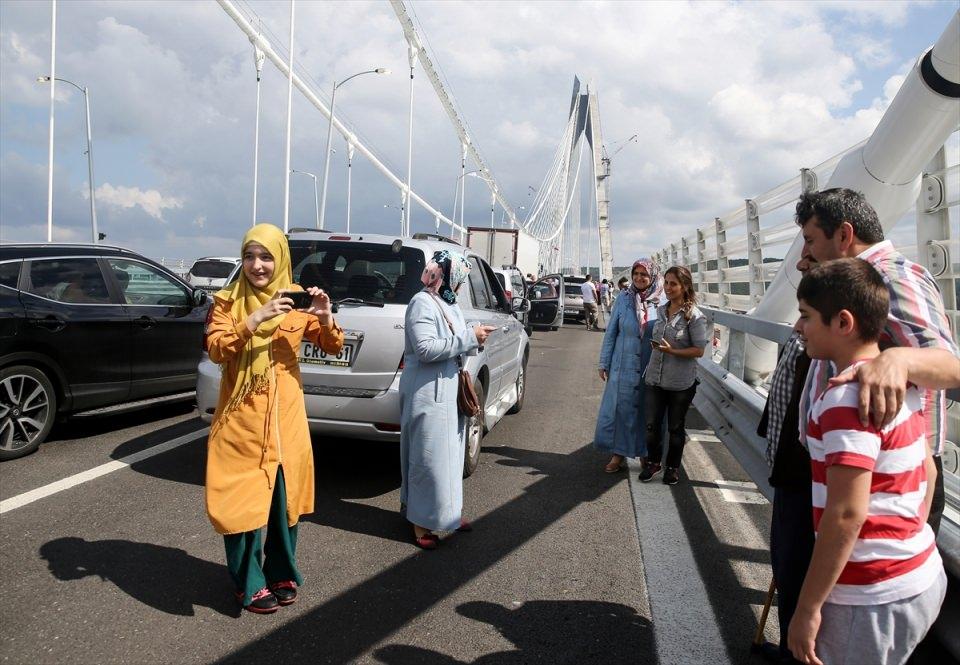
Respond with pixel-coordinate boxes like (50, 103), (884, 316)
(638, 462), (662, 482)
(237, 587), (280, 614)
(269, 580), (298, 606)
(663, 467), (679, 485)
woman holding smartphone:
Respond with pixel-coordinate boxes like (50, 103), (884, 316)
(594, 259), (663, 473)
(205, 223), (344, 613)
(399, 250), (495, 549)
(639, 266), (709, 485)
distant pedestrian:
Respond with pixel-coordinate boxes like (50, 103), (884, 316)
(399, 250), (496, 550)
(617, 276), (628, 295)
(581, 274), (599, 331)
(599, 278), (611, 313)
(205, 223), (344, 614)
(595, 259), (662, 473)
(639, 266), (709, 485)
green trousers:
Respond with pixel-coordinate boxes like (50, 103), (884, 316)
(223, 466), (303, 605)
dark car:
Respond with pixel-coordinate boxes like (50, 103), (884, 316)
(0, 244), (210, 460)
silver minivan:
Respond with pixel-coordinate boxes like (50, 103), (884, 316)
(196, 230), (531, 476)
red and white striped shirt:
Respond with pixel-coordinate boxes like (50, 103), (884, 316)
(806, 375), (943, 605)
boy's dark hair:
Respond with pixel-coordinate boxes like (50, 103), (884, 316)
(794, 188), (884, 244)
(618, 277), (628, 287)
(797, 258), (889, 341)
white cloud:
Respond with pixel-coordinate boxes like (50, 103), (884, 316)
(95, 183), (183, 222)
(0, 0), (951, 266)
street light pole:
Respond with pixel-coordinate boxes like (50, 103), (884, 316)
(291, 169), (320, 229)
(250, 32), (265, 227)
(282, 0), (295, 233)
(404, 41), (419, 237)
(38, 75), (97, 243)
(45, 0), (57, 242)
(81, 85), (97, 243)
(319, 67), (389, 231)
(346, 142), (355, 233)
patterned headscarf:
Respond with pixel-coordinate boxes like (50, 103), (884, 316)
(421, 250), (471, 304)
(214, 223), (298, 416)
(627, 258), (662, 328)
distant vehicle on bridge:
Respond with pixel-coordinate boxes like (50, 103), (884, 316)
(0, 244), (210, 460)
(196, 230), (532, 477)
(562, 274), (588, 323)
(184, 256), (240, 293)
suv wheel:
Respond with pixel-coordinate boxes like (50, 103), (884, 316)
(0, 365), (57, 460)
(506, 357), (527, 415)
(463, 379), (485, 478)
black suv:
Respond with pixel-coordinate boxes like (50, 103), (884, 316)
(0, 244), (210, 460)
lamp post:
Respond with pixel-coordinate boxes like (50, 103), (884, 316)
(249, 32), (265, 227)
(291, 169), (320, 229)
(37, 74), (98, 244)
(346, 142), (355, 233)
(404, 40), (419, 237)
(44, 0), (56, 242)
(319, 67), (389, 230)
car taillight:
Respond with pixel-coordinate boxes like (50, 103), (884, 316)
(505, 289), (512, 300)
(398, 356), (405, 371)
(202, 303), (216, 351)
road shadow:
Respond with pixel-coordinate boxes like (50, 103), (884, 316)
(48, 400), (198, 443)
(39, 536), (239, 618)
(216, 442), (632, 663)
(304, 440), (408, 544)
(374, 599), (653, 664)
(669, 462), (775, 662)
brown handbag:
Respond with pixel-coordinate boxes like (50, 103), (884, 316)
(427, 294), (482, 418)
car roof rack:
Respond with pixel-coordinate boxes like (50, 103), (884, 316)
(412, 232), (460, 245)
(287, 227), (332, 234)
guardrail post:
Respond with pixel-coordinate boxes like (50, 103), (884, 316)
(697, 228), (707, 302)
(745, 198), (764, 308)
(680, 235), (694, 289)
(800, 167), (818, 194)
(714, 216), (729, 309)
(917, 146), (954, 312)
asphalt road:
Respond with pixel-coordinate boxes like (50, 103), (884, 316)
(0, 322), (780, 665)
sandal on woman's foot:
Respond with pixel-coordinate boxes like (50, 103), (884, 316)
(456, 518), (473, 532)
(269, 580), (298, 606)
(604, 456), (625, 473)
(414, 533), (439, 550)
(236, 587), (279, 614)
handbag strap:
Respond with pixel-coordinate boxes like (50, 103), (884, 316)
(426, 292), (465, 370)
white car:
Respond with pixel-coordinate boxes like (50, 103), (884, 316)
(196, 231), (532, 477)
(185, 257), (240, 293)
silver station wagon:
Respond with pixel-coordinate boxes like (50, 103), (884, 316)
(196, 230), (535, 476)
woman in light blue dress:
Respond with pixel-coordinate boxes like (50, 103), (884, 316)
(399, 250), (495, 549)
(594, 259), (663, 472)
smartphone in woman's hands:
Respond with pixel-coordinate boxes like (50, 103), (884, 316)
(283, 290), (314, 309)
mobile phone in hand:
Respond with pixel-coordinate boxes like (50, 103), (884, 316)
(283, 290), (314, 309)
(650, 338), (662, 348)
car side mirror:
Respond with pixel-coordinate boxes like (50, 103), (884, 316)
(512, 297), (530, 313)
(192, 289), (209, 307)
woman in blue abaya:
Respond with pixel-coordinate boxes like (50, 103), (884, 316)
(594, 258), (663, 472)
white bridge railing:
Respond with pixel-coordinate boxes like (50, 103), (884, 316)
(655, 134), (959, 654)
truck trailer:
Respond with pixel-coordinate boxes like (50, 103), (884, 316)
(466, 227), (541, 278)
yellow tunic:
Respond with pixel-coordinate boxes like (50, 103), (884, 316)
(204, 300), (344, 535)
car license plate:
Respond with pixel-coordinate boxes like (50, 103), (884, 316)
(300, 340), (354, 367)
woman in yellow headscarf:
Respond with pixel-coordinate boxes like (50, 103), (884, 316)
(205, 223), (343, 614)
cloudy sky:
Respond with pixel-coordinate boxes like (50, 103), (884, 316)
(0, 0), (955, 267)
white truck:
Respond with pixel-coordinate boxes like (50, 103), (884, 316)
(466, 227), (540, 278)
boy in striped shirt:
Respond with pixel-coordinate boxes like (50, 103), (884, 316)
(789, 259), (946, 665)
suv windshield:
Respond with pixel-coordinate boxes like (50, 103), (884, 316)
(190, 260), (235, 278)
(290, 240), (426, 305)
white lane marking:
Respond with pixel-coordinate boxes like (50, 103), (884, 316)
(713, 479), (766, 504)
(0, 427), (209, 514)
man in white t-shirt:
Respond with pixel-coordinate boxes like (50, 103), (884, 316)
(580, 275), (599, 331)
